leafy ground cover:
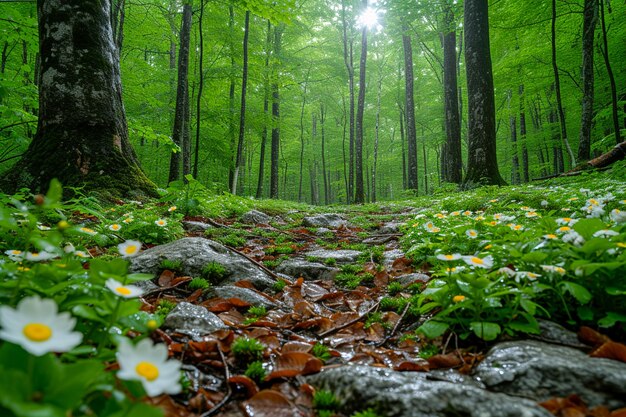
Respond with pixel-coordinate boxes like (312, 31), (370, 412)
(1, 170), (626, 417)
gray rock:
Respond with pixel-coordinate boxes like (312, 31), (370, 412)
(379, 222), (405, 234)
(302, 214), (348, 229)
(315, 227), (332, 236)
(240, 210), (271, 224)
(129, 237), (275, 289)
(163, 302), (227, 340)
(213, 286), (279, 308)
(532, 320), (587, 348)
(305, 249), (362, 264)
(307, 365), (552, 417)
(473, 340), (626, 408)
(383, 249), (405, 266)
(133, 279), (160, 292)
(275, 259), (338, 281)
(182, 221), (213, 232)
(396, 273), (431, 286)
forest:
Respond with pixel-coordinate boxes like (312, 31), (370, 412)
(1, 1), (626, 417)
(1, 0), (624, 201)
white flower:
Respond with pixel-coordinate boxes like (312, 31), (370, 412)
(593, 229), (619, 238)
(610, 209), (626, 224)
(462, 255), (494, 269)
(154, 219), (167, 227)
(584, 205), (605, 218)
(64, 243), (76, 253)
(116, 338), (182, 396)
(0, 296), (82, 356)
(497, 267), (516, 277)
(4, 249), (23, 261)
(123, 217), (134, 224)
(541, 265), (566, 275)
(37, 224), (51, 231)
(74, 250), (91, 259)
(541, 200), (549, 207)
(444, 266), (465, 274)
(109, 224), (122, 232)
(562, 230), (585, 247)
(118, 240), (142, 257)
(79, 227), (97, 235)
(465, 229), (478, 239)
(556, 217), (577, 226)
(25, 251), (58, 262)
(168, 206), (177, 212)
(516, 271), (541, 280)
(436, 253), (461, 261)
(105, 279), (144, 298)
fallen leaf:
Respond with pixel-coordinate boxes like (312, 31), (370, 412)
(578, 326), (611, 347)
(242, 390), (304, 417)
(265, 352), (323, 380)
(427, 353), (463, 369)
(228, 375), (259, 398)
(395, 361), (430, 372)
(590, 341), (626, 363)
(158, 270), (176, 287)
(610, 408), (626, 417)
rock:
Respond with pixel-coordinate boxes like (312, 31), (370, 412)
(133, 279), (160, 293)
(315, 227), (332, 236)
(275, 259), (338, 281)
(182, 221), (213, 232)
(305, 249), (362, 264)
(473, 340), (626, 408)
(164, 302), (227, 340)
(307, 365), (552, 417)
(379, 222), (404, 234)
(532, 320), (587, 348)
(129, 237), (275, 289)
(383, 249), (405, 266)
(302, 214), (348, 229)
(213, 286), (279, 308)
(240, 210), (271, 224)
(396, 273), (431, 286)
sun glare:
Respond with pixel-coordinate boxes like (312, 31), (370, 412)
(357, 7), (379, 30)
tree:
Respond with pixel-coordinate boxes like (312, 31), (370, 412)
(256, 20), (272, 199)
(1, 0), (154, 196)
(168, 1), (192, 184)
(463, 0), (505, 186)
(402, 24), (418, 192)
(341, 0), (356, 203)
(577, 0), (597, 162)
(270, 24), (284, 199)
(599, 0), (621, 145)
(231, 10), (250, 194)
(354, 0), (369, 204)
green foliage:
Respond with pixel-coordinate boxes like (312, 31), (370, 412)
(312, 390), (340, 412)
(387, 282), (404, 296)
(272, 279), (287, 292)
(311, 343), (332, 362)
(231, 337), (265, 365)
(188, 277), (210, 291)
(244, 360), (266, 383)
(351, 409), (383, 417)
(324, 257), (337, 266)
(160, 259), (183, 273)
(155, 299), (177, 317)
(201, 262), (228, 282)
(418, 343), (440, 360)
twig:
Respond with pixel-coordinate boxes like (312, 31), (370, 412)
(318, 299), (381, 338)
(200, 347), (231, 417)
(375, 302), (411, 347)
(225, 244), (293, 285)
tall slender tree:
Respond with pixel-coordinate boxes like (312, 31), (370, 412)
(599, 0), (621, 145)
(402, 24), (418, 192)
(354, 0), (368, 204)
(341, 0), (355, 203)
(463, 0), (505, 186)
(270, 24), (284, 199)
(193, 0), (205, 178)
(577, 0), (597, 161)
(256, 20), (272, 199)
(231, 10), (250, 194)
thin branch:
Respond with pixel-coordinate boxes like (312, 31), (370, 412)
(200, 347), (232, 417)
(318, 299), (381, 338)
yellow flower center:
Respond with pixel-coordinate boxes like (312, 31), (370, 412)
(23, 323), (52, 342)
(617, 243), (626, 248)
(136, 361), (159, 381)
(453, 295), (466, 303)
(124, 245), (137, 255)
(112, 225), (120, 230)
(471, 257), (484, 265)
(445, 255), (454, 260)
(116, 287), (132, 295)
(546, 234), (557, 239)
(484, 244), (493, 250)
(558, 227), (571, 232)
(147, 320), (158, 330)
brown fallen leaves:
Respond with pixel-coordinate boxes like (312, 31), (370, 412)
(541, 395), (626, 417)
(578, 327), (626, 363)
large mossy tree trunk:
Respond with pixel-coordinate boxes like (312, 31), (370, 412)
(1, 0), (155, 197)
(577, 0), (597, 161)
(463, 0), (505, 186)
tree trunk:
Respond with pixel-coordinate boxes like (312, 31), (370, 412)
(321, 103), (329, 205)
(297, 70), (310, 202)
(341, 0), (355, 203)
(193, 0), (205, 179)
(442, 7), (463, 184)
(232, 10), (250, 195)
(577, 0), (598, 161)
(399, 105), (407, 190)
(551, 0), (576, 169)
(256, 20), (271, 199)
(599, 0), (621, 145)
(519, 84), (530, 182)
(354, 0), (368, 204)
(228, 5), (236, 188)
(270, 25), (284, 199)
(402, 26), (419, 192)
(372, 74), (381, 203)
(183, 82), (191, 179)
(463, 0), (505, 186)
(1, 0), (154, 196)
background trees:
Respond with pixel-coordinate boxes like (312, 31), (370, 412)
(0, 0), (624, 202)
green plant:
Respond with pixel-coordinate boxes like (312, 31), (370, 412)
(201, 261), (228, 282)
(352, 409), (383, 417)
(265, 245), (295, 256)
(243, 305), (268, 325)
(418, 343), (440, 359)
(244, 360), (266, 383)
(312, 389), (340, 412)
(387, 282), (403, 296)
(155, 299), (177, 317)
(188, 277), (210, 290)
(311, 343), (332, 362)
(272, 280), (287, 292)
(364, 312), (390, 330)
(324, 257), (337, 267)
(231, 337), (265, 365)
(160, 258), (183, 272)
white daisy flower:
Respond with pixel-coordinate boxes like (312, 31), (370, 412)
(462, 255), (494, 269)
(79, 227), (97, 235)
(436, 254), (462, 261)
(4, 249), (23, 261)
(25, 251), (58, 262)
(109, 224), (122, 232)
(541, 200), (549, 207)
(74, 251), (91, 259)
(445, 266), (465, 274)
(154, 219), (167, 227)
(497, 267), (516, 277)
(610, 209), (626, 224)
(593, 229), (619, 238)
(118, 240), (142, 257)
(516, 271), (541, 280)
(0, 296), (82, 356)
(465, 229), (478, 239)
(37, 224), (51, 231)
(123, 217), (134, 224)
(116, 338), (182, 396)
(105, 279), (144, 298)
(64, 243), (76, 253)
(541, 265), (566, 275)
(168, 206), (177, 212)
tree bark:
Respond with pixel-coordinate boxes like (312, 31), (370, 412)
(372, 73), (381, 203)
(256, 20), (271, 199)
(232, 10), (250, 195)
(228, 5), (236, 188)
(1, 0), (154, 196)
(463, 0), (505, 186)
(577, 0), (598, 161)
(341, 0), (355, 204)
(442, 6), (462, 184)
(519, 84), (529, 182)
(354, 0), (368, 204)
(270, 25), (284, 199)
(297, 69), (310, 202)
(193, 0), (205, 179)
(321, 103), (329, 205)
(599, 0), (621, 145)
(402, 26), (419, 192)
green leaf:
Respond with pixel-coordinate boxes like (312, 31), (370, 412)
(108, 403), (163, 417)
(416, 320), (449, 339)
(520, 298), (537, 315)
(521, 252), (548, 263)
(126, 273), (154, 283)
(470, 321), (501, 341)
(45, 178), (63, 206)
(577, 306), (594, 321)
(597, 312), (626, 328)
(559, 281), (592, 304)
(46, 360), (104, 409)
(573, 218), (607, 240)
